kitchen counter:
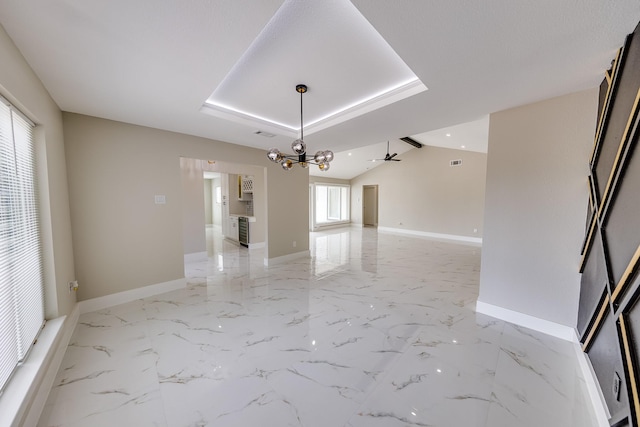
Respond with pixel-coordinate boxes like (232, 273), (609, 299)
(229, 214), (256, 222)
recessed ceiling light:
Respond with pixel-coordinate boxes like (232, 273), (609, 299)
(348, 153), (352, 156)
(461, 145), (465, 149)
(446, 133), (451, 137)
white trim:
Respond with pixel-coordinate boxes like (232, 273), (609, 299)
(572, 340), (610, 426)
(378, 226), (482, 246)
(0, 304), (79, 427)
(310, 183), (351, 232)
(79, 278), (187, 314)
(312, 221), (351, 232)
(475, 300), (576, 341)
(184, 251), (207, 263)
(202, 79), (426, 138)
(312, 182), (350, 188)
(264, 250), (310, 266)
(249, 242), (265, 250)
(475, 300), (610, 425)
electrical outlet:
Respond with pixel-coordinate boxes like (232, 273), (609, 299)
(473, 228), (478, 233)
(68, 280), (79, 293)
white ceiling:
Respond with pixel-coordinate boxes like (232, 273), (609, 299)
(203, 0), (426, 138)
(312, 139), (416, 180)
(1, 1), (639, 180)
(312, 117), (489, 179)
(414, 116), (490, 154)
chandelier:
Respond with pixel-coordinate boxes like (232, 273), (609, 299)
(267, 84), (334, 171)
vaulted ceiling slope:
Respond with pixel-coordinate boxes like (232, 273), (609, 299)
(1, 1), (639, 172)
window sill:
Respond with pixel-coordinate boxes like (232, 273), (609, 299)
(0, 306), (78, 427)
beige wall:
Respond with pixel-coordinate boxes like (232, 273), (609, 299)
(227, 174), (246, 215)
(204, 179), (213, 225)
(478, 88), (597, 327)
(181, 158), (207, 255)
(0, 24), (76, 318)
(267, 165), (310, 255)
(63, 113), (308, 300)
(212, 177), (222, 227)
(350, 145), (487, 238)
(309, 175), (350, 185)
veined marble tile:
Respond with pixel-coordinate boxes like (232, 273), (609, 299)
(38, 227), (597, 427)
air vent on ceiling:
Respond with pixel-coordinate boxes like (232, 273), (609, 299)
(450, 159), (463, 167)
(400, 136), (423, 148)
(254, 130), (276, 138)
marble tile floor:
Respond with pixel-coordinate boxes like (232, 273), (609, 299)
(37, 227), (597, 426)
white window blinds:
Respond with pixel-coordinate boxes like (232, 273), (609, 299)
(0, 97), (44, 393)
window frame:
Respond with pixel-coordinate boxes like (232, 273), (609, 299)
(310, 183), (350, 231)
(0, 95), (44, 394)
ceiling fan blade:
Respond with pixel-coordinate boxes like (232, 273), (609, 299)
(390, 158), (402, 161)
(371, 142), (400, 163)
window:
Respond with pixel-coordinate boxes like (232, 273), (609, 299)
(312, 184), (349, 228)
(328, 187), (341, 220)
(0, 97), (44, 393)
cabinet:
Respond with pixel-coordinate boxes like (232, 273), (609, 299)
(238, 175), (254, 201)
(228, 216), (239, 241)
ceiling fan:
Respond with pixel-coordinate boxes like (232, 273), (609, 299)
(370, 141), (401, 162)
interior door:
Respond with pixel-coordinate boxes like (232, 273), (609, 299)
(363, 185), (378, 227)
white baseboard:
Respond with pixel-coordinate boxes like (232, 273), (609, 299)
(475, 300), (576, 341)
(249, 242), (265, 250)
(79, 278), (187, 314)
(475, 299), (609, 425)
(184, 251), (207, 263)
(377, 226), (482, 246)
(1, 304), (79, 427)
(572, 341), (610, 426)
(264, 250), (310, 266)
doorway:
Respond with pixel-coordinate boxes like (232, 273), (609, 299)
(203, 171), (223, 257)
(362, 185), (378, 227)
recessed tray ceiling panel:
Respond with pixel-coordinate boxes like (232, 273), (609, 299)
(203, 0), (426, 137)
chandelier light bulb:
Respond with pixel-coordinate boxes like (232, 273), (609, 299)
(265, 84), (335, 171)
(291, 139), (306, 155)
(314, 151), (326, 163)
(323, 150), (334, 162)
(281, 159), (293, 170)
(267, 148), (282, 162)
